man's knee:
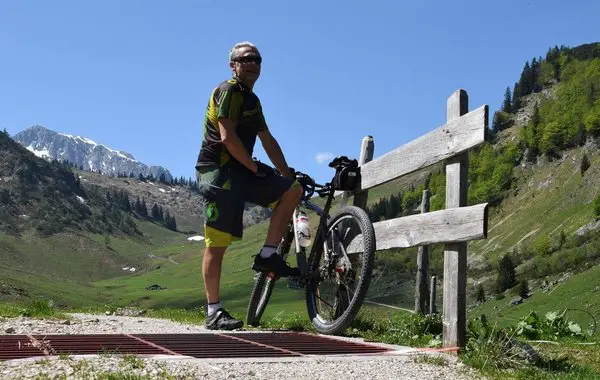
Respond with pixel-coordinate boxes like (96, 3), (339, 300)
(205, 246), (227, 256)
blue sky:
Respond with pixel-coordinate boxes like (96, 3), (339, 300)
(1, 0), (598, 183)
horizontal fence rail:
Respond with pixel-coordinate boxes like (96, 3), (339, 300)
(358, 104), (488, 191)
(346, 203), (488, 252)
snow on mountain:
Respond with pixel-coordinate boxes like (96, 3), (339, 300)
(13, 125), (172, 181)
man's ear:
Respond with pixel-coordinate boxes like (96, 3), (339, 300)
(229, 61), (236, 73)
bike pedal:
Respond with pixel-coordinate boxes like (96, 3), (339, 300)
(287, 276), (303, 290)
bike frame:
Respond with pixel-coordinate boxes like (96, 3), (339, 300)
(281, 184), (337, 281)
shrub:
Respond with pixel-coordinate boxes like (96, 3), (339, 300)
(496, 255), (517, 293)
(580, 153), (591, 175)
(533, 233), (550, 256)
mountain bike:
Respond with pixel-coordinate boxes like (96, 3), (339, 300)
(246, 156), (376, 335)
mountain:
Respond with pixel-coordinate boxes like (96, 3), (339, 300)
(0, 129), (142, 237)
(13, 125), (172, 182)
(0, 129), (272, 304)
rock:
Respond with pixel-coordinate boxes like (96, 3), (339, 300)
(576, 220), (600, 236)
(508, 338), (541, 364)
(510, 297), (524, 306)
(5, 327), (15, 334)
(145, 284), (166, 291)
(62, 320), (71, 325)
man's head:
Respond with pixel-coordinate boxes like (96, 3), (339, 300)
(229, 41), (262, 88)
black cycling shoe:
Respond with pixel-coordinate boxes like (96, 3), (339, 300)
(252, 254), (300, 277)
(205, 308), (243, 330)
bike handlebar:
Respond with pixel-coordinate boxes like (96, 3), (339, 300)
(293, 170), (330, 199)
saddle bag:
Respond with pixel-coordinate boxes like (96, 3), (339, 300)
(333, 165), (361, 191)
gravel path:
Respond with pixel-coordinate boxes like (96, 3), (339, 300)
(0, 313), (484, 379)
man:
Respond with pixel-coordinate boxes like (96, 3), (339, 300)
(195, 41), (303, 330)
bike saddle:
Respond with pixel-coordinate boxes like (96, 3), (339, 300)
(328, 155), (358, 168)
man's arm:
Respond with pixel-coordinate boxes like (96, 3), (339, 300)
(258, 129), (291, 177)
(219, 117), (258, 173)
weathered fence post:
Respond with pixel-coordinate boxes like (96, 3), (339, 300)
(353, 136), (374, 209)
(443, 89), (469, 349)
(415, 189), (430, 314)
(340, 135), (374, 209)
(430, 275), (437, 314)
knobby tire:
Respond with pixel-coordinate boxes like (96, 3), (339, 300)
(305, 205), (376, 335)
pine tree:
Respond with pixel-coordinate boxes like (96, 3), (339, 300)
(519, 280), (530, 299)
(512, 82), (521, 111)
(519, 61), (532, 96)
(531, 57), (540, 93)
(120, 190), (131, 212)
(502, 86), (512, 113)
(476, 284), (485, 303)
(135, 197), (142, 214)
(531, 103), (540, 127)
(559, 230), (567, 249)
(163, 210), (171, 226)
(594, 192), (600, 220)
(495, 255), (516, 293)
(138, 173), (145, 181)
(141, 198), (148, 217)
(151, 203), (160, 220)
(159, 173), (166, 183)
(581, 153), (591, 176)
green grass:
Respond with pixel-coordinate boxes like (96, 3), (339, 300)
(470, 146), (599, 266)
(472, 264), (600, 336)
(0, 220), (190, 307)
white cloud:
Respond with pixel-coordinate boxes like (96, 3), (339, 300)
(315, 152), (335, 164)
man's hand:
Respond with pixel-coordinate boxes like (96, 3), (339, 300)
(254, 160), (277, 178)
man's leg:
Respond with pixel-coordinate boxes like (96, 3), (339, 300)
(202, 241), (243, 330)
(251, 181), (303, 277)
(202, 246), (226, 304)
(265, 184), (303, 246)
(197, 166), (243, 330)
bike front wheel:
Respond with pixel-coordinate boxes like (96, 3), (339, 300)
(305, 205), (376, 335)
(246, 271), (277, 327)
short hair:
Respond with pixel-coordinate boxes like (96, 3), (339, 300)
(229, 41), (260, 61)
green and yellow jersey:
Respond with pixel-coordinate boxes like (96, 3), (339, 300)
(195, 78), (268, 169)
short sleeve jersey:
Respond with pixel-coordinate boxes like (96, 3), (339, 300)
(195, 78), (268, 169)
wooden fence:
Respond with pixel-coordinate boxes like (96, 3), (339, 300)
(341, 89), (489, 349)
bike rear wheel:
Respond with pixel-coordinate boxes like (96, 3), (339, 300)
(305, 205), (375, 335)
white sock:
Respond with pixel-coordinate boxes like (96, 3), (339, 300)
(207, 302), (222, 316)
(259, 245), (278, 258)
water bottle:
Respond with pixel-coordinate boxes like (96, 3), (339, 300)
(296, 211), (311, 248)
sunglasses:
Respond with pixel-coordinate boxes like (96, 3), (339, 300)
(233, 55), (262, 65)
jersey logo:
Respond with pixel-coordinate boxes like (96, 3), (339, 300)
(243, 107), (258, 116)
